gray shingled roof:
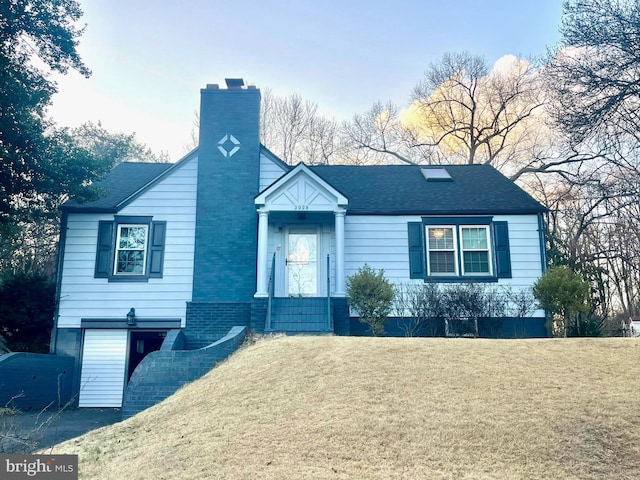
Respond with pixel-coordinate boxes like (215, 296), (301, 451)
(308, 164), (545, 215)
(63, 160), (545, 215)
(62, 162), (174, 212)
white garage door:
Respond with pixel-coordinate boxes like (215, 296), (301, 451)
(79, 329), (127, 407)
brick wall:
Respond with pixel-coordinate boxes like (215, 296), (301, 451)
(192, 84), (261, 304)
(332, 297), (350, 335)
(121, 326), (247, 419)
(250, 298), (267, 333)
(185, 302), (250, 348)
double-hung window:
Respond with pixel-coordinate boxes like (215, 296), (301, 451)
(114, 224), (148, 275)
(95, 216), (166, 281)
(409, 217), (511, 281)
(460, 226), (491, 275)
(426, 227), (458, 275)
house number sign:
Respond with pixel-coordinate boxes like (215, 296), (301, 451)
(294, 205), (309, 210)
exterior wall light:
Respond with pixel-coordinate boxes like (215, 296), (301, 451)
(127, 307), (136, 326)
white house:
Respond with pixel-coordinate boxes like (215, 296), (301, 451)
(51, 79), (548, 408)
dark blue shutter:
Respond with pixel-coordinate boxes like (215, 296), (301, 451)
(95, 221), (114, 278)
(493, 221), (512, 278)
(408, 222), (425, 279)
(148, 222), (166, 278)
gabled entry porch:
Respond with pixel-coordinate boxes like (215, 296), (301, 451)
(254, 164), (348, 334)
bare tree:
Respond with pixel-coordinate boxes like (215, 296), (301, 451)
(546, 0), (640, 144)
(343, 53), (546, 175)
(539, 0), (640, 323)
(260, 89), (341, 165)
(342, 101), (437, 165)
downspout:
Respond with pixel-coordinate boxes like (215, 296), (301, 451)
(49, 210), (68, 354)
(537, 212), (548, 272)
(538, 211), (551, 338)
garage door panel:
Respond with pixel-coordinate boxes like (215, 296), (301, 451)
(79, 330), (127, 407)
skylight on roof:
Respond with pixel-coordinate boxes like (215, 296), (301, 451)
(421, 167), (452, 182)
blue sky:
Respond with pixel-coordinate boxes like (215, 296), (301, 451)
(49, 0), (563, 160)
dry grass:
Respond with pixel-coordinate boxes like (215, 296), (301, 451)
(51, 336), (640, 479)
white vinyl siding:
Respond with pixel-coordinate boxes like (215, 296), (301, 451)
(79, 330), (127, 407)
(259, 152), (288, 191)
(57, 156), (198, 328)
(344, 214), (544, 315)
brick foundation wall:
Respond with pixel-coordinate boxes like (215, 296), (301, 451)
(332, 297), (350, 335)
(185, 302), (250, 348)
(250, 298), (267, 333)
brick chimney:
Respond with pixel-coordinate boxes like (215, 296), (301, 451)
(192, 79), (261, 305)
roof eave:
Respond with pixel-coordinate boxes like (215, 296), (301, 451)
(345, 208), (548, 216)
(60, 205), (119, 214)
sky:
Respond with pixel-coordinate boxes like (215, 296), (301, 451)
(48, 0), (564, 161)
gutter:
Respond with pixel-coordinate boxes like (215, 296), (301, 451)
(49, 210), (68, 354)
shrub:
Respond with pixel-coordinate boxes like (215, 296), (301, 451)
(440, 283), (507, 338)
(347, 265), (394, 336)
(393, 283), (536, 338)
(567, 313), (604, 337)
(533, 266), (590, 337)
(505, 287), (538, 338)
(393, 283), (443, 337)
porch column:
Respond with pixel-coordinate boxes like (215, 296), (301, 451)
(255, 209), (269, 298)
(334, 209), (346, 296)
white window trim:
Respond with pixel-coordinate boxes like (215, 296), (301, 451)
(426, 225), (459, 276)
(459, 225), (493, 276)
(425, 224), (494, 277)
(114, 224), (149, 276)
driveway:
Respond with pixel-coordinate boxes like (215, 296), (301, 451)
(1, 408), (122, 453)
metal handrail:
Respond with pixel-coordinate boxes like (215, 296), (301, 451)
(327, 254), (333, 331)
(266, 253), (276, 330)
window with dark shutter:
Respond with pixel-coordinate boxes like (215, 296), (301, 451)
(94, 217), (167, 281)
(407, 217), (512, 282)
(407, 222), (425, 279)
(148, 222), (166, 278)
(493, 221), (512, 278)
(95, 221), (114, 277)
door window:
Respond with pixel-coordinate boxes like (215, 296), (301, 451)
(287, 230), (318, 296)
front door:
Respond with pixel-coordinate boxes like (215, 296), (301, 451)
(127, 331), (166, 381)
(286, 228), (319, 296)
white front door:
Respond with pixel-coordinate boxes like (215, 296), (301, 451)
(79, 329), (127, 407)
(286, 228), (319, 296)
